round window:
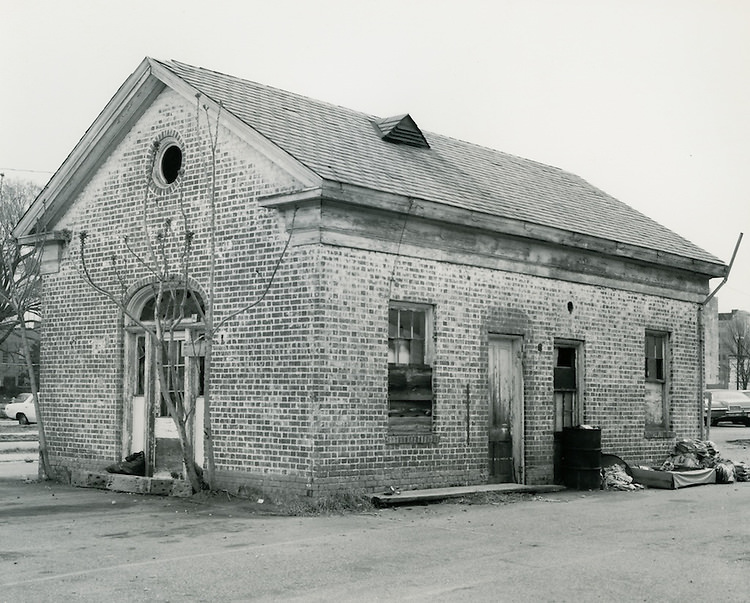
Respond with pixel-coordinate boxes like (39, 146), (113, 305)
(152, 138), (183, 188)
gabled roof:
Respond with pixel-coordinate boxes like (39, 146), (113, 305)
(155, 59), (723, 271)
(18, 57), (726, 277)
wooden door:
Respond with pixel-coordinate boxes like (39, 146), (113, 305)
(488, 336), (523, 483)
(129, 334), (151, 461)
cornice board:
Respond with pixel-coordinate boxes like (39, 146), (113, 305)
(258, 187), (323, 205)
(317, 229), (707, 304)
(273, 201), (322, 245)
(263, 183), (723, 281)
(277, 199), (709, 302)
(305, 181), (727, 280)
(16, 231), (70, 248)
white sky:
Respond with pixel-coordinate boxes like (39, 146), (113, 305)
(2, 0), (748, 312)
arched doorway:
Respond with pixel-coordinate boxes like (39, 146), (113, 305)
(124, 286), (205, 478)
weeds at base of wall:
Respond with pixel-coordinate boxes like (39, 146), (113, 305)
(189, 489), (549, 515)
(189, 487), (377, 516)
(279, 489), (377, 516)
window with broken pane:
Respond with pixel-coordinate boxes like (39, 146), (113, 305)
(645, 331), (669, 431)
(388, 303), (433, 433)
(554, 345), (578, 431)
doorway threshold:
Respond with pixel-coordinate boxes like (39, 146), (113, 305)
(70, 469), (193, 497)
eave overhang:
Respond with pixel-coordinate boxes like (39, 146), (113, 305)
(260, 180), (728, 282)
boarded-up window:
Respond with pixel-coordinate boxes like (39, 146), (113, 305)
(645, 331), (669, 430)
(388, 303), (433, 433)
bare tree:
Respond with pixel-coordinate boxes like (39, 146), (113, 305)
(0, 177), (41, 343)
(0, 176), (51, 477)
(79, 187), (209, 492)
(726, 313), (750, 389)
(76, 103), (294, 493)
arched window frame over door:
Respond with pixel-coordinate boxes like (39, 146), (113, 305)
(122, 285), (206, 477)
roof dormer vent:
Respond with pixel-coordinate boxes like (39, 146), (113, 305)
(375, 114), (430, 148)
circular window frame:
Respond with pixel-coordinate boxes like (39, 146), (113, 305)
(151, 135), (184, 189)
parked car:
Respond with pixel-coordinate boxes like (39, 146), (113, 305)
(3, 393), (36, 425)
(705, 389), (750, 426)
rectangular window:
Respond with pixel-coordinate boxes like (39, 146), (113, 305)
(387, 302), (433, 433)
(645, 331), (669, 430)
(554, 344), (580, 430)
(645, 333), (665, 382)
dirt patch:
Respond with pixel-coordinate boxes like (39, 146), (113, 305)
(443, 491), (555, 506)
(184, 488), (377, 517)
(183, 489), (289, 516)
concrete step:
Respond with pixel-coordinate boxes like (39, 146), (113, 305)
(71, 470), (192, 497)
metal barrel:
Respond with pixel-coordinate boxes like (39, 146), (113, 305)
(561, 427), (601, 490)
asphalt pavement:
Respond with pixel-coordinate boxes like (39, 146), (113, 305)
(1, 426), (750, 601)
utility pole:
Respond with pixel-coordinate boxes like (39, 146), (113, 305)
(738, 335), (745, 390)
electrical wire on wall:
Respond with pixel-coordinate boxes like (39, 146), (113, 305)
(388, 198), (415, 299)
(215, 206), (298, 332)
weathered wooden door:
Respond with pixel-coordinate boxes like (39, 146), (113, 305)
(129, 333), (151, 463)
(488, 336), (523, 483)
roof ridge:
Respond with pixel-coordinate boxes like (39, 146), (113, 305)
(159, 59), (571, 172)
(158, 58), (386, 121)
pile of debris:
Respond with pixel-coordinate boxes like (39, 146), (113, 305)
(659, 439), (746, 483)
(602, 464), (643, 491)
(733, 462), (750, 481)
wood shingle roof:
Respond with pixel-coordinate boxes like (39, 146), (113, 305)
(156, 59), (721, 268)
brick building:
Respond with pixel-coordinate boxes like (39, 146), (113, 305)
(16, 58), (727, 495)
